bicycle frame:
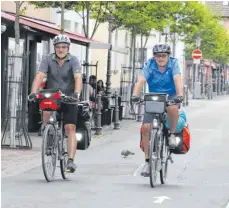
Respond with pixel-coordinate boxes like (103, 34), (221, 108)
(46, 110), (65, 161)
(150, 113), (167, 164)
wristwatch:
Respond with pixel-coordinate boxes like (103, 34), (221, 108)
(74, 92), (80, 99)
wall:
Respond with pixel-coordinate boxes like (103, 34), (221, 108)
(90, 20), (131, 89)
(1, 1), (51, 22)
(50, 8), (86, 63)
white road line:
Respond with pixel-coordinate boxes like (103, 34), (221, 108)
(226, 200), (229, 208)
(133, 164), (144, 176)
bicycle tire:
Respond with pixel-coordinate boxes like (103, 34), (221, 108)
(60, 152), (69, 179)
(160, 134), (169, 184)
(149, 129), (158, 188)
(60, 134), (69, 179)
(42, 124), (57, 182)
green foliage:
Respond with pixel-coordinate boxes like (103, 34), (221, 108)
(31, 1), (77, 10)
(31, 1), (229, 64)
(184, 3), (229, 64)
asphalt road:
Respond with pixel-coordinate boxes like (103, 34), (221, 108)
(2, 96), (229, 208)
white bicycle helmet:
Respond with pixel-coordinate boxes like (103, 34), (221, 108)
(53, 34), (71, 46)
(153, 43), (171, 54)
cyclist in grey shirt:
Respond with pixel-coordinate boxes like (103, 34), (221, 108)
(28, 34), (82, 172)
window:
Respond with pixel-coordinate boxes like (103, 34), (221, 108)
(135, 48), (147, 63)
(223, 0), (228, 5)
(74, 22), (79, 33)
(64, 19), (71, 31)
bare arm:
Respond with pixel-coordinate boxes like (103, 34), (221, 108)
(72, 56), (82, 95)
(173, 74), (183, 96)
(133, 75), (146, 97)
(74, 73), (82, 94)
(31, 72), (46, 94)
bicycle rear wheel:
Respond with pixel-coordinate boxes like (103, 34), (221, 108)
(42, 124), (57, 182)
(160, 134), (169, 184)
(149, 129), (158, 188)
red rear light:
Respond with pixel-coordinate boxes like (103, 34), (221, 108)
(52, 92), (61, 99)
(38, 94), (43, 99)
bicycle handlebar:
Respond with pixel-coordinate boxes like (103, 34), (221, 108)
(132, 97), (182, 106)
(29, 90), (79, 104)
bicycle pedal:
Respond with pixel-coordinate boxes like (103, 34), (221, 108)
(65, 168), (75, 173)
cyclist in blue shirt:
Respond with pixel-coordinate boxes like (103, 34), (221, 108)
(132, 43), (183, 176)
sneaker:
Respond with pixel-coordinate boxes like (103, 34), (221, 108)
(141, 162), (150, 177)
(65, 160), (77, 173)
(168, 134), (177, 149)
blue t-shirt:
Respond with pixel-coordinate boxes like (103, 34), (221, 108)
(141, 57), (181, 95)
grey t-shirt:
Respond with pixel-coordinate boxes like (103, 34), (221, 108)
(38, 53), (81, 95)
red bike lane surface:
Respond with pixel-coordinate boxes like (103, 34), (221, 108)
(0, 98), (212, 179)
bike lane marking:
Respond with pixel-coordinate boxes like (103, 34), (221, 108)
(133, 164), (144, 176)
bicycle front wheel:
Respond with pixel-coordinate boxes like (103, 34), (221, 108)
(149, 129), (158, 188)
(42, 124), (57, 182)
(160, 134), (169, 184)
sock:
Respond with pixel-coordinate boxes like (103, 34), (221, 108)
(68, 158), (73, 162)
(145, 158), (149, 163)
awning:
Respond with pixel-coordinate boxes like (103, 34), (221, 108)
(1, 11), (110, 49)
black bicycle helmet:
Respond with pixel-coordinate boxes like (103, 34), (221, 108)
(153, 43), (171, 54)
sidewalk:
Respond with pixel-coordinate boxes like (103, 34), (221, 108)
(0, 97), (217, 178)
(1, 120), (138, 178)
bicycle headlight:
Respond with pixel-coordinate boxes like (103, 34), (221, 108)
(44, 93), (51, 98)
(152, 118), (158, 128)
(175, 136), (181, 145)
(76, 132), (83, 141)
(152, 96), (159, 101)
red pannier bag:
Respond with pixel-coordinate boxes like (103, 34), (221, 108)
(139, 124), (191, 154)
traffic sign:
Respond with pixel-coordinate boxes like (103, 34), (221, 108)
(192, 49), (202, 60)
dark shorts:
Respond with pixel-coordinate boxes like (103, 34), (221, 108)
(61, 103), (78, 126)
(142, 94), (178, 124)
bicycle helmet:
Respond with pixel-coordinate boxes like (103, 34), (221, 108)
(153, 43), (171, 54)
(53, 34), (71, 46)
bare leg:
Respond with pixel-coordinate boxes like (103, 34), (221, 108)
(65, 124), (77, 159)
(167, 105), (179, 133)
(142, 123), (151, 159)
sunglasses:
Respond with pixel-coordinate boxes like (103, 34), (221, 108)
(55, 45), (68, 49)
(155, 54), (168, 58)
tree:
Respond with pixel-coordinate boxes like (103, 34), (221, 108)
(9, 1), (26, 148)
(184, 7), (229, 64)
(31, 1), (113, 100)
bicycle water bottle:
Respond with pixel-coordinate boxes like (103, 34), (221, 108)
(165, 110), (187, 133)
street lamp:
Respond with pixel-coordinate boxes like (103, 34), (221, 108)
(105, 12), (115, 108)
(162, 25), (170, 43)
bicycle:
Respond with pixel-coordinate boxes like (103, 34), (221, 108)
(136, 93), (182, 188)
(30, 89), (78, 182)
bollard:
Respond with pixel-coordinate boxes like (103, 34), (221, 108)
(114, 91), (120, 129)
(182, 86), (186, 107)
(186, 86), (189, 106)
(95, 92), (102, 135)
